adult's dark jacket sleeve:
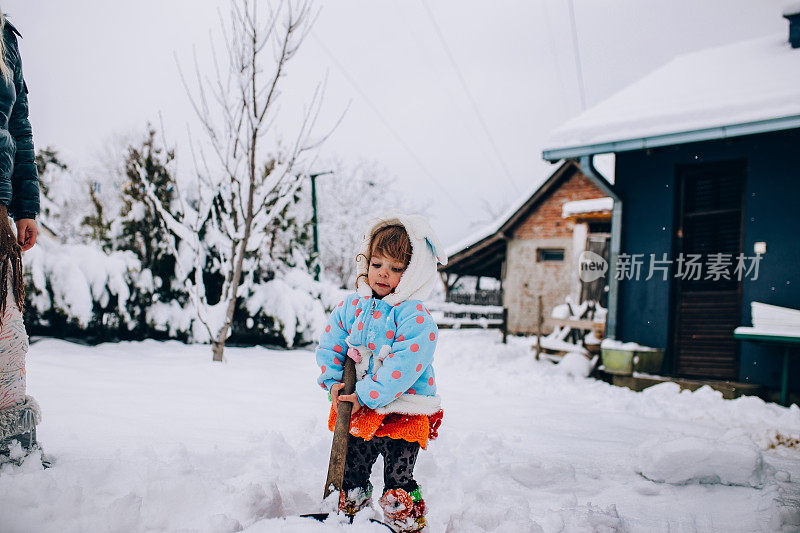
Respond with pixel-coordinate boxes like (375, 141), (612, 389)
(7, 29), (38, 220)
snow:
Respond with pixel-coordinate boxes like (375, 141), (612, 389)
(550, 303), (571, 320)
(427, 301), (503, 314)
(25, 237), (142, 328)
(538, 336), (589, 355)
(751, 302), (800, 331)
(428, 300), (503, 329)
(562, 197), (613, 218)
(553, 352), (595, 379)
(601, 338), (659, 352)
(3, 330), (800, 531)
(23, 234), (331, 347)
(434, 316), (503, 329)
(636, 435), (768, 488)
(147, 301), (194, 337)
(584, 331), (602, 345)
(735, 326), (800, 339)
(545, 34), (800, 153)
(246, 276), (326, 347)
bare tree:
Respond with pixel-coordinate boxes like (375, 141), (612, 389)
(316, 159), (425, 288)
(137, 0), (330, 361)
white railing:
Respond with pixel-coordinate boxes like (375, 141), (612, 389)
(427, 301), (504, 329)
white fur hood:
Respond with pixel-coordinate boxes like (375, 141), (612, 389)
(355, 211), (448, 306)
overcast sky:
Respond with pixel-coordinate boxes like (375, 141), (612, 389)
(4, 0), (790, 246)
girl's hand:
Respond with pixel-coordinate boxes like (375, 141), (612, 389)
(338, 392), (362, 415)
(331, 382), (344, 411)
(347, 347), (362, 363)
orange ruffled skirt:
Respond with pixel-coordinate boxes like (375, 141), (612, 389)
(328, 404), (443, 449)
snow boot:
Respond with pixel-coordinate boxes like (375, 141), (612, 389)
(379, 486), (426, 532)
(0, 396), (45, 467)
(338, 482), (373, 517)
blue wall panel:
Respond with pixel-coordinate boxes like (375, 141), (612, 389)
(613, 129), (800, 389)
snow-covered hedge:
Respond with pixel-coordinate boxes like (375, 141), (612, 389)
(23, 237), (329, 347)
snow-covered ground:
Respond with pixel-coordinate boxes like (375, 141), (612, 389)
(2, 330), (800, 532)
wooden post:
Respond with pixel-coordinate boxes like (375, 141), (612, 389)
(323, 356), (356, 499)
(536, 295), (543, 360)
(502, 307), (508, 344)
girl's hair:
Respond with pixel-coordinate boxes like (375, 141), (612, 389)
(0, 13), (12, 84)
(0, 204), (24, 319)
(356, 224), (412, 289)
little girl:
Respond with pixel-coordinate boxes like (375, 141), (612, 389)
(316, 212), (447, 532)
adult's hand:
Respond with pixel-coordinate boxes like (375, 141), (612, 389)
(15, 218), (37, 251)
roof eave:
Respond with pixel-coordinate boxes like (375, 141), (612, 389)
(542, 114), (800, 161)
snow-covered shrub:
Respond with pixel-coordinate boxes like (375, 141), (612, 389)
(24, 237), (151, 339)
(239, 270), (325, 347)
(23, 236), (330, 347)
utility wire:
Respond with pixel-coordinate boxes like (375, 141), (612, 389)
(311, 32), (470, 217)
(568, 0), (587, 111)
(540, 0), (571, 116)
(391, 1), (497, 177)
(420, 0), (521, 194)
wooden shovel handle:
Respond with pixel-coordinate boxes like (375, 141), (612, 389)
(323, 355), (357, 499)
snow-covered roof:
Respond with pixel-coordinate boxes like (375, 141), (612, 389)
(543, 34), (800, 160)
(444, 161), (608, 277)
(562, 197), (613, 218)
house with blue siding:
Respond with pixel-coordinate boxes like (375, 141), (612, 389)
(542, 9), (800, 400)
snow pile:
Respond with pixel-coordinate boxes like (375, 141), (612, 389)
(636, 435), (769, 487)
(553, 352), (594, 378)
(630, 383), (800, 450)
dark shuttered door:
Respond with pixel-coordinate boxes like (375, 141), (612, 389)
(673, 160), (745, 379)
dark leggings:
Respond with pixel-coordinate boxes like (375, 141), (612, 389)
(342, 435), (420, 494)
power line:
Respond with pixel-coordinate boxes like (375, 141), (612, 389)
(540, 0), (571, 116)
(390, 1), (498, 176)
(419, 0), (521, 194)
(568, 0), (588, 111)
(310, 32), (470, 217)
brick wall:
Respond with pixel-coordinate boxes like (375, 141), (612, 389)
(504, 171), (607, 334)
(513, 172), (605, 240)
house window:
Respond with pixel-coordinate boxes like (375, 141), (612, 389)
(588, 222), (611, 234)
(537, 248), (565, 262)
